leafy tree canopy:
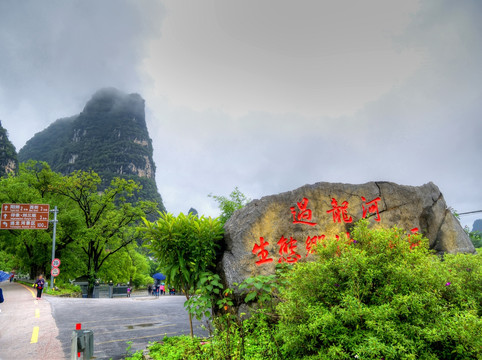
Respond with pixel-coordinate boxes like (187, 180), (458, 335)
(209, 187), (250, 225)
(0, 161), (157, 293)
(48, 169), (158, 295)
(140, 212), (224, 336)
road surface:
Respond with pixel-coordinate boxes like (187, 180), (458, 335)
(0, 282), (209, 359)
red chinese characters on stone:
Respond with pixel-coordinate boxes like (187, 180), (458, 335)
(278, 236), (301, 263)
(252, 237), (273, 266)
(290, 198), (317, 226)
(305, 235), (325, 256)
(361, 196), (381, 222)
(253, 194), (391, 265)
(327, 198), (353, 223)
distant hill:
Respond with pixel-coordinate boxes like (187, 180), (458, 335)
(473, 219), (482, 232)
(0, 120), (18, 177)
(18, 88), (165, 211)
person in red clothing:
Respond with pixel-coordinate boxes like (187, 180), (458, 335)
(34, 274), (45, 300)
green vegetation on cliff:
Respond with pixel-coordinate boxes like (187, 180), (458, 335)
(18, 88), (165, 211)
(0, 120), (18, 176)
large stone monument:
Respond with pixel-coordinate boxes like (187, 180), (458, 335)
(220, 181), (475, 291)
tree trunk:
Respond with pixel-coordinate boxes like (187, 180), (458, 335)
(87, 271), (96, 298)
(188, 312), (194, 338)
(185, 293), (194, 338)
(30, 264), (45, 280)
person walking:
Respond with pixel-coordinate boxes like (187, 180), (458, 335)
(34, 275), (45, 300)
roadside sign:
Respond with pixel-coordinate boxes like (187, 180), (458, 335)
(51, 267), (60, 277)
(0, 203), (50, 230)
(52, 258), (61, 268)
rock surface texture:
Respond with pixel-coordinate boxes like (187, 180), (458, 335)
(220, 181), (475, 291)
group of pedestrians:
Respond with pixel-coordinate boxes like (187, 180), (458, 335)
(148, 283), (175, 296)
(148, 283), (164, 296)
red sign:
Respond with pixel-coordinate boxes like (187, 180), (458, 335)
(51, 267), (60, 277)
(52, 258), (61, 268)
(0, 203), (50, 230)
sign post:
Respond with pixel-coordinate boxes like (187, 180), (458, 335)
(0, 204), (59, 290)
(50, 206), (59, 289)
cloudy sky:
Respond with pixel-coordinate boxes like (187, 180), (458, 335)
(0, 0), (481, 229)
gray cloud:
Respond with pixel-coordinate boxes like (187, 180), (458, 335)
(0, 0), (164, 147)
(0, 0), (480, 229)
(148, 0), (482, 229)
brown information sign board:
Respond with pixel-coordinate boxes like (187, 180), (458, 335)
(0, 203), (50, 230)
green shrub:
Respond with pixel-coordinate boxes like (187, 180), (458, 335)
(276, 220), (482, 359)
(130, 220), (481, 359)
(44, 280), (81, 296)
(127, 312), (281, 360)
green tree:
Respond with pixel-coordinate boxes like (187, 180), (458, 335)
(0, 161), (65, 278)
(140, 212), (224, 337)
(0, 161), (156, 289)
(98, 246), (152, 288)
(465, 228), (482, 248)
(49, 169), (157, 296)
(0, 249), (18, 272)
(208, 187), (250, 225)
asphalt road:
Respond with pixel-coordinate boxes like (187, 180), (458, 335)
(48, 294), (209, 359)
(0, 281), (64, 360)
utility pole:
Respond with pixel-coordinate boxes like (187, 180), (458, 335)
(50, 206), (58, 289)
